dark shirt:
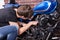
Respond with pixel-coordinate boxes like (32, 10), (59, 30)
(0, 7), (17, 27)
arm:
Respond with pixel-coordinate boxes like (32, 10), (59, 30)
(18, 22), (32, 35)
(9, 21), (38, 35)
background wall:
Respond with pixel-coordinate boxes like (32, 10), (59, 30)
(4, 0), (42, 8)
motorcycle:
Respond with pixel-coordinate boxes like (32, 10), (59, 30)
(3, 0), (60, 40)
(17, 0), (60, 40)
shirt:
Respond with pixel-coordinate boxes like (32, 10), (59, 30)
(0, 7), (17, 27)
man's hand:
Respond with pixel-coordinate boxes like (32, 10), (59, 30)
(28, 21), (38, 26)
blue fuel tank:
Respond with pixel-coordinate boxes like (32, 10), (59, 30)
(33, 0), (57, 15)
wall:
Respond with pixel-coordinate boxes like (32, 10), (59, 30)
(4, 0), (42, 8)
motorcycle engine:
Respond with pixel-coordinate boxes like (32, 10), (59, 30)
(17, 11), (60, 40)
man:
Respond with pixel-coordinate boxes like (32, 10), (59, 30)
(0, 5), (38, 40)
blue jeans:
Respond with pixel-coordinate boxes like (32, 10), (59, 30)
(0, 25), (18, 40)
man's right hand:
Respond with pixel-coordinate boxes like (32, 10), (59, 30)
(28, 21), (38, 26)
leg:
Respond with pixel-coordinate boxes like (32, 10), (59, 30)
(7, 32), (17, 40)
(0, 25), (18, 40)
(0, 33), (5, 40)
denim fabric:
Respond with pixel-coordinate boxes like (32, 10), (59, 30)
(0, 25), (18, 40)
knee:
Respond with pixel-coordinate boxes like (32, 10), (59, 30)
(10, 26), (18, 31)
(9, 26), (18, 34)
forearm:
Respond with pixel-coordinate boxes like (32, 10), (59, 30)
(9, 21), (30, 35)
(18, 23), (31, 35)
